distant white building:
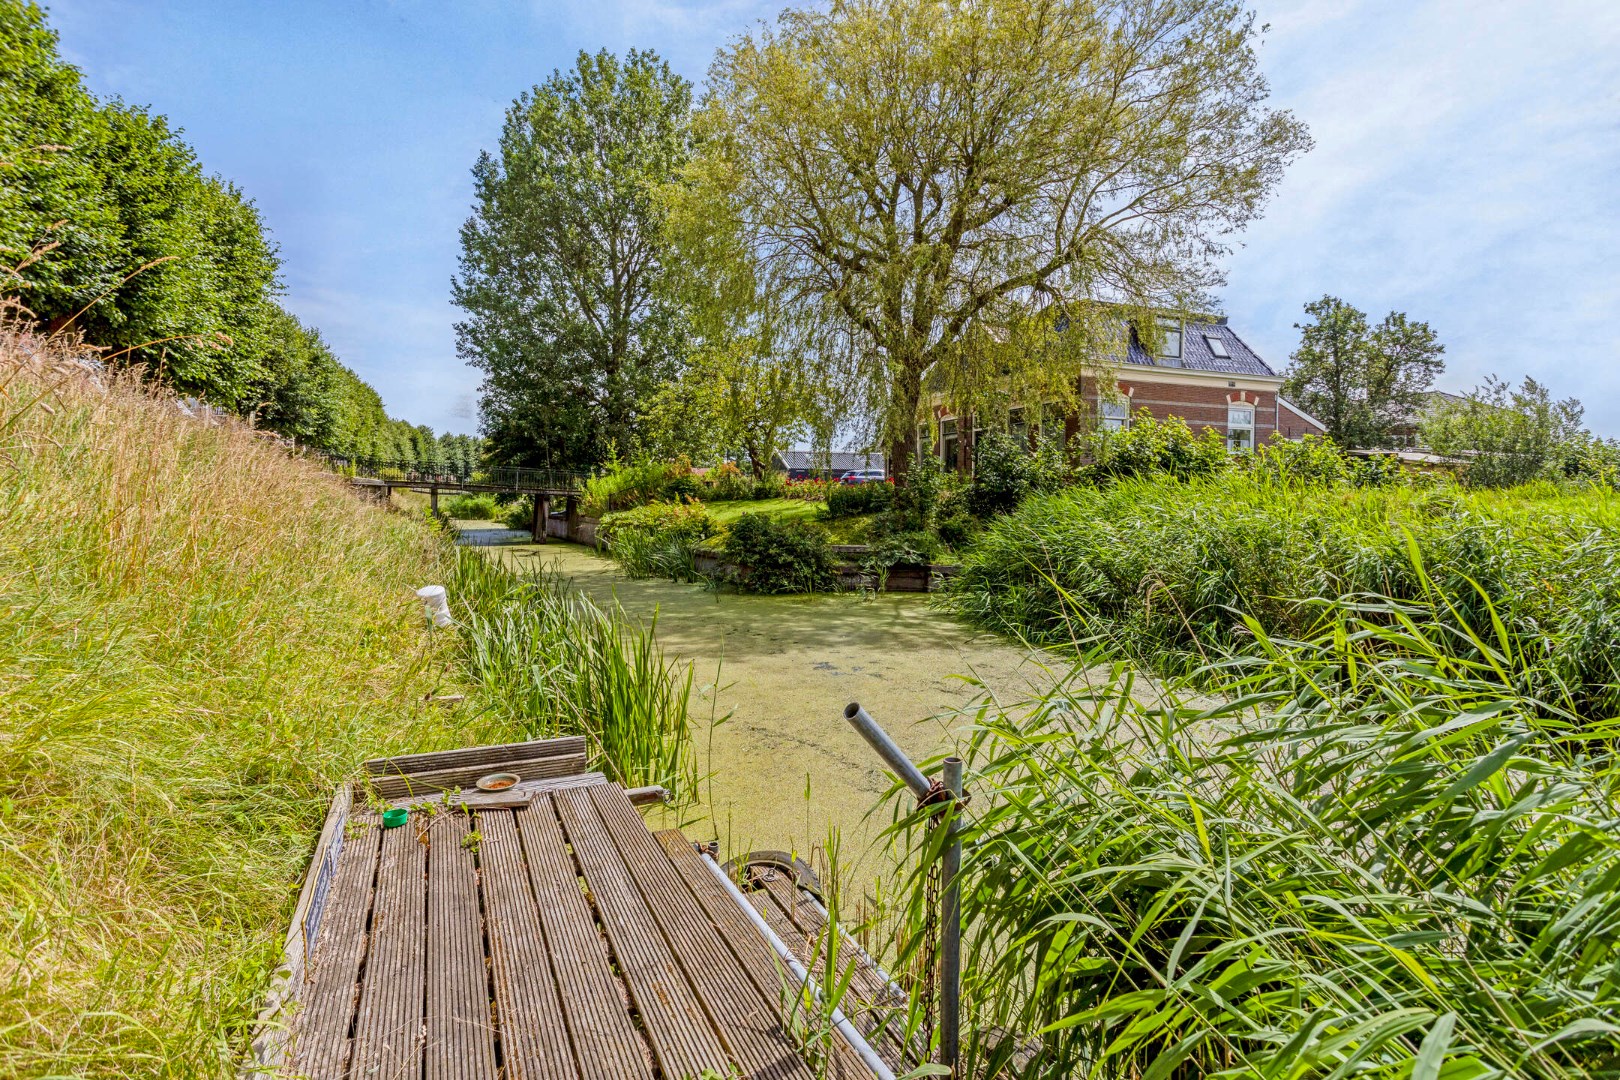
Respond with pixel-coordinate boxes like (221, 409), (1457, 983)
(772, 449), (886, 479)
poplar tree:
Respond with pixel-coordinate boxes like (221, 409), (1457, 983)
(454, 49), (692, 470)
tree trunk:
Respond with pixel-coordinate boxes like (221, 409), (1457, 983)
(888, 364), (925, 484)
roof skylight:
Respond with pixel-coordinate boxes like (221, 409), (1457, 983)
(1205, 335), (1231, 359)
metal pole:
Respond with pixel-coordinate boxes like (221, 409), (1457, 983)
(843, 703), (931, 800)
(843, 703), (965, 1077)
(700, 854), (898, 1080)
(940, 755), (964, 1076)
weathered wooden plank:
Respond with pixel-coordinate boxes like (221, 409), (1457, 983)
(479, 810), (579, 1080)
(552, 786), (731, 1080)
(285, 811), (382, 1079)
(364, 735), (587, 776)
(588, 785), (817, 1080)
(655, 831), (877, 1080)
(426, 810), (498, 1080)
(516, 798), (657, 1080)
(350, 811), (428, 1077)
(369, 751), (588, 799)
(386, 770), (606, 811)
(253, 783), (353, 1074)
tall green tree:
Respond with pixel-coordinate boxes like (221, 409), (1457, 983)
(454, 49), (692, 470)
(702, 0), (1309, 475)
(1, 0), (281, 408)
(645, 144), (821, 475)
(1281, 295), (1446, 448)
(1421, 375), (1586, 488)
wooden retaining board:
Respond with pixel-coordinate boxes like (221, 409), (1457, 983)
(363, 735), (587, 776)
(278, 780), (877, 1080)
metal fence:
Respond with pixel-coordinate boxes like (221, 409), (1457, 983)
(319, 455), (593, 493)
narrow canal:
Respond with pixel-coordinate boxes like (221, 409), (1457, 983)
(486, 537), (1054, 872)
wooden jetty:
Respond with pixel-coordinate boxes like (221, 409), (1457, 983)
(252, 737), (914, 1079)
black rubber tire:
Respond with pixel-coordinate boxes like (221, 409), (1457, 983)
(722, 848), (824, 902)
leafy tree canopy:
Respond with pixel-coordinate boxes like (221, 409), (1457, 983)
(1, 0), (453, 462)
(1421, 375), (1592, 488)
(700, 0), (1310, 473)
(1281, 295), (1446, 448)
(454, 49), (693, 471)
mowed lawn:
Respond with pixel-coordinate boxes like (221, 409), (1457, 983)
(701, 498), (872, 543)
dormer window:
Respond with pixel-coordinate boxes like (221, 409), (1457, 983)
(1205, 335), (1231, 359)
(1156, 318), (1182, 366)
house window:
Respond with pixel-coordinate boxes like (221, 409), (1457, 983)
(1008, 407), (1029, 446)
(1099, 399), (1130, 431)
(1205, 335), (1231, 359)
(1157, 318), (1182, 365)
(941, 419), (960, 472)
(1227, 403), (1254, 452)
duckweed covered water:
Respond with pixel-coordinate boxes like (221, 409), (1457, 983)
(488, 539), (1053, 869)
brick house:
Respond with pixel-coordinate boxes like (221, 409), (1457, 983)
(924, 315), (1325, 471)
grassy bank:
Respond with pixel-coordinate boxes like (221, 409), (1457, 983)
(945, 474), (1620, 715)
(0, 322), (688, 1075)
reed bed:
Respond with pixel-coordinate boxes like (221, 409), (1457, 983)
(946, 474), (1620, 717)
(448, 549), (695, 791)
(882, 575), (1620, 1077)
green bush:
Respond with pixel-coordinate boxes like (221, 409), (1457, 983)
(705, 461), (754, 501)
(826, 479), (895, 518)
(750, 470), (788, 500)
(499, 496), (533, 531)
(441, 493), (500, 519)
(1241, 433), (1402, 488)
(581, 460), (694, 517)
(718, 512), (838, 593)
(597, 501), (717, 582)
(1079, 411), (1230, 483)
(966, 430), (1067, 516)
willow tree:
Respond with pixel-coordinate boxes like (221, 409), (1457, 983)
(705, 0), (1310, 473)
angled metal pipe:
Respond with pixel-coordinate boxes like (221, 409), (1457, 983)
(844, 702), (931, 800)
(701, 853), (898, 1080)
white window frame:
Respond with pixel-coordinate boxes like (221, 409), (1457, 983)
(1205, 334), (1231, 359)
(1099, 398), (1131, 432)
(1227, 403), (1255, 452)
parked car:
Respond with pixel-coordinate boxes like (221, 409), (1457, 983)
(838, 468), (887, 485)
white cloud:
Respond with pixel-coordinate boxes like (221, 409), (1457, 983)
(1228, 0), (1620, 431)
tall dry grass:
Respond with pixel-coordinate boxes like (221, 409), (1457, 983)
(0, 312), (527, 1076)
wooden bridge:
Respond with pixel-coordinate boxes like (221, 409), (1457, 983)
(332, 458), (593, 536)
(253, 738), (915, 1080)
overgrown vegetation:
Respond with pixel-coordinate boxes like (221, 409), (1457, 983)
(0, 318), (690, 1075)
(718, 512), (838, 594)
(886, 571), (1620, 1077)
(596, 500), (717, 582)
(0, 319), (508, 1074)
(947, 471), (1619, 717)
(448, 550), (694, 790)
(442, 492), (500, 519)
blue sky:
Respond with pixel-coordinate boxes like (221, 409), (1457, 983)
(46, 0), (1620, 436)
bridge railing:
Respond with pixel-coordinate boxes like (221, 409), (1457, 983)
(319, 455), (594, 494)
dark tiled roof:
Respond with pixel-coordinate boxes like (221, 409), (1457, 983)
(1124, 319), (1278, 378)
(773, 449), (886, 472)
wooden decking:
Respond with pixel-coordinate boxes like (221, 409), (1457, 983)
(272, 777), (887, 1079)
